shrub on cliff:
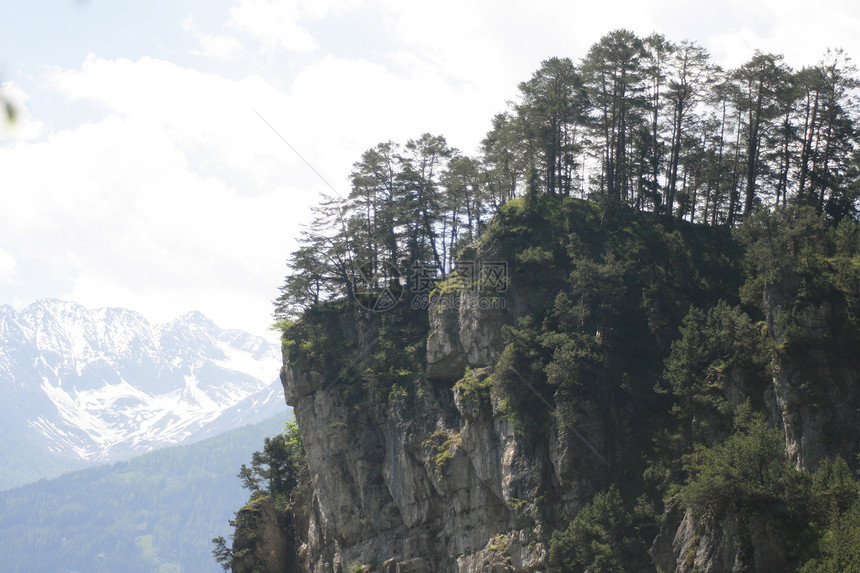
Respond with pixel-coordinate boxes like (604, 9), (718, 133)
(547, 485), (651, 572)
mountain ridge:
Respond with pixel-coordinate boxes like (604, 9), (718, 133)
(0, 298), (286, 490)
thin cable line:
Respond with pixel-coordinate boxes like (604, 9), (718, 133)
(251, 107), (345, 200)
(510, 368), (610, 466)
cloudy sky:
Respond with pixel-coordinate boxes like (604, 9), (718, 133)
(1, 0), (859, 338)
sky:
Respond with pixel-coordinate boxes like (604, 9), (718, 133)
(1, 0), (860, 339)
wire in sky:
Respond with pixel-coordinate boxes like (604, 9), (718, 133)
(251, 107), (345, 200)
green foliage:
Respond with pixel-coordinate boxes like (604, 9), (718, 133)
(281, 302), (351, 374)
(239, 421), (307, 505)
(661, 302), (768, 451)
(681, 405), (809, 520)
(280, 286), (428, 411)
(809, 457), (859, 527)
(424, 430), (461, 473)
(736, 205), (834, 305)
(797, 457), (860, 571)
(275, 27), (860, 317)
(215, 421), (309, 570)
(493, 317), (554, 440)
(676, 406), (829, 565)
(736, 205), (860, 348)
(735, 205), (860, 410)
(372, 308), (428, 388)
(516, 57), (588, 196)
(541, 331), (604, 434)
(275, 132), (495, 319)
(453, 368), (493, 416)
(211, 535), (233, 571)
(801, 501), (860, 572)
(271, 181), (858, 572)
(488, 198), (743, 450)
(268, 46), (860, 568)
(547, 486), (647, 572)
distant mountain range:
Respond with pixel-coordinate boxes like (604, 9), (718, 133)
(0, 299), (286, 489)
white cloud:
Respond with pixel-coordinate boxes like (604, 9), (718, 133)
(279, 54), (490, 156)
(654, 0), (860, 70)
(183, 16), (243, 60)
(371, 0), (860, 85)
(229, 0), (318, 53)
(373, 0), (666, 84)
(0, 59), (324, 336)
(225, 0), (358, 54)
(45, 55), (317, 192)
(0, 246), (16, 283)
(0, 47), (507, 334)
(761, 0), (860, 69)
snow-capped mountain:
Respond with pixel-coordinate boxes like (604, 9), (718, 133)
(0, 299), (286, 482)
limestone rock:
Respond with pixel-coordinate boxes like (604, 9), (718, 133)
(651, 499), (786, 573)
(232, 497), (297, 573)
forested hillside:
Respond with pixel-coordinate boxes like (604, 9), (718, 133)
(229, 30), (860, 572)
(0, 414), (289, 573)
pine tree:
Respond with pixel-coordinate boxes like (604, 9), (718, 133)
(516, 57), (588, 196)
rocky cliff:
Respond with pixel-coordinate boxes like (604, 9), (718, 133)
(278, 288), (603, 571)
(275, 298), (858, 572)
(763, 277), (860, 471)
(230, 201), (860, 573)
(651, 277), (860, 573)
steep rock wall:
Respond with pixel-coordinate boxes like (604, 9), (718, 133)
(240, 203), (860, 573)
(762, 280), (860, 471)
(278, 288), (610, 572)
(654, 279), (860, 572)
(232, 497), (299, 573)
(651, 498), (786, 573)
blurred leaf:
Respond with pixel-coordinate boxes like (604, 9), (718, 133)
(4, 100), (15, 124)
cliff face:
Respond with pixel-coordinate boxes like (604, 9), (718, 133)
(231, 497), (298, 573)
(273, 293), (858, 573)
(233, 201), (860, 573)
(651, 497), (787, 573)
(278, 284), (610, 572)
(762, 279), (860, 471)
(652, 278), (860, 573)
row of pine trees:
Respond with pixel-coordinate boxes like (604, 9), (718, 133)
(277, 29), (860, 317)
(511, 31), (858, 223)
